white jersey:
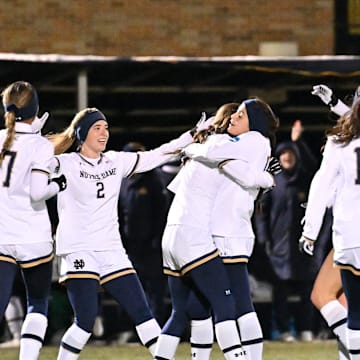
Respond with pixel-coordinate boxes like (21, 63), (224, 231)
(0, 122), (54, 245)
(167, 132), (272, 231)
(211, 132), (271, 238)
(167, 159), (223, 230)
(54, 131), (192, 255)
(303, 136), (360, 250)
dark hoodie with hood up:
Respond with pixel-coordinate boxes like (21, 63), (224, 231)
(254, 139), (321, 280)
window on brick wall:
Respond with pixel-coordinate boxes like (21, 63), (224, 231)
(335, 0), (360, 54)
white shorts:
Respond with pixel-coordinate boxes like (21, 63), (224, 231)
(162, 224), (219, 276)
(0, 242), (53, 268)
(213, 236), (254, 263)
(334, 247), (360, 276)
(59, 249), (136, 285)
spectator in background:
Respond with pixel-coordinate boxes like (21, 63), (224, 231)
(254, 120), (319, 342)
(119, 142), (169, 326)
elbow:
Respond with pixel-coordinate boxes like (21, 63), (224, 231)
(30, 193), (44, 202)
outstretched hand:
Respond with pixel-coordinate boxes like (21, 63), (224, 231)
(311, 84), (338, 107)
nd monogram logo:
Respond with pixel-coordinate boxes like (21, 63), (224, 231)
(73, 259), (85, 269)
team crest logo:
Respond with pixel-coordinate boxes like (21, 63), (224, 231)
(73, 259), (85, 269)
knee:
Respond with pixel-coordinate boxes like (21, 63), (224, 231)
(348, 311), (360, 330)
(75, 309), (98, 333)
(310, 286), (335, 311)
(27, 297), (48, 315)
(165, 309), (189, 337)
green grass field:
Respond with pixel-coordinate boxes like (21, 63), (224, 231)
(0, 341), (340, 360)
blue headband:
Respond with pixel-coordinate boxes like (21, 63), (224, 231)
(5, 90), (39, 121)
(75, 109), (107, 142)
(244, 99), (270, 138)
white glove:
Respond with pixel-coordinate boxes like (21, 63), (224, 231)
(31, 112), (49, 133)
(299, 235), (315, 256)
(311, 85), (338, 107)
(195, 112), (207, 129)
(190, 113), (215, 135)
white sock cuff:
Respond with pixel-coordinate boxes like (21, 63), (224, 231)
(215, 320), (241, 350)
(21, 313), (48, 339)
(191, 317), (214, 344)
(238, 312), (263, 342)
(135, 318), (161, 347)
(155, 334), (180, 359)
(192, 317), (213, 327)
(320, 300), (347, 325)
(348, 328), (360, 352)
(62, 323), (92, 349)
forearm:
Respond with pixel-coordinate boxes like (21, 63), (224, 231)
(30, 171), (59, 202)
(220, 160), (274, 188)
(135, 131), (193, 173)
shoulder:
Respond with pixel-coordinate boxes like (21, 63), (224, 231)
(55, 152), (78, 165)
(103, 150), (120, 160)
(31, 135), (54, 155)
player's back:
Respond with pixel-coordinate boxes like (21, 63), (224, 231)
(0, 129), (53, 243)
(166, 158), (223, 229)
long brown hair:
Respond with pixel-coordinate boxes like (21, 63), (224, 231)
(326, 97), (360, 145)
(193, 102), (240, 144)
(0, 81), (36, 167)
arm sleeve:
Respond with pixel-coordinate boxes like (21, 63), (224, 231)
(302, 139), (340, 240)
(220, 159), (274, 188)
(132, 131), (193, 174)
(183, 135), (241, 165)
(30, 171), (59, 202)
(330, 100), (350, 117)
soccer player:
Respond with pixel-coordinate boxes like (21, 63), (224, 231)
(186, 102), (280, 360)
(300, 95), (360, 359)
(308, 84), (358, 360)
(46, 107), (197, 359)
(0, 81), (67, 360)
(154, 98), (279, 360)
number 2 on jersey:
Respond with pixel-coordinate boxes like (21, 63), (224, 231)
(2, 150), (17, 187)
(96, 182), (105, 198)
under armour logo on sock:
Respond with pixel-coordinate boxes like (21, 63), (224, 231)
(225, 289), (231, 296)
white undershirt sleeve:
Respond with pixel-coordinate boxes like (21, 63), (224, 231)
(330, 100), (350, 117)
(30, 170), (59, 202)
(220, 159), (274, 188)
(302, 139), (340, 240)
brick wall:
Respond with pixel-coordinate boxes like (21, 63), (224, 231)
(0, 0), (334, 56)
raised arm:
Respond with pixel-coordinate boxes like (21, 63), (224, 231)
(184, 133), (276, 189)
(311, 84), (350, 116)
